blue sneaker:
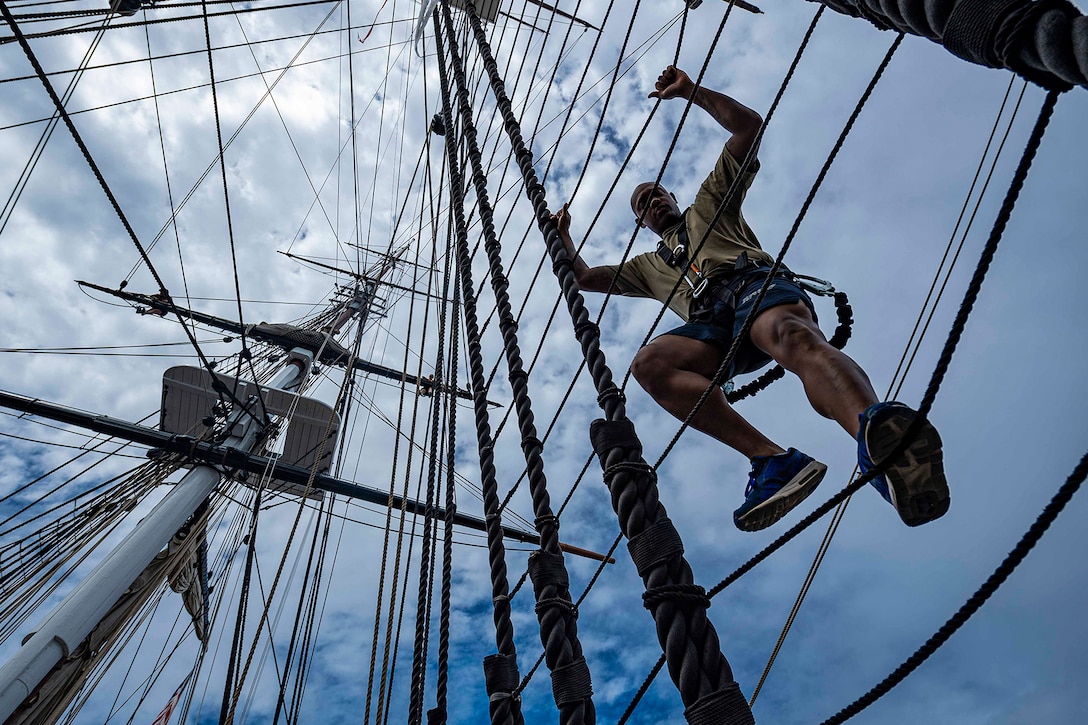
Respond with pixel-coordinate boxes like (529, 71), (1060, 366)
(734, 448), (827, 532)
(858, 402), (950, 526)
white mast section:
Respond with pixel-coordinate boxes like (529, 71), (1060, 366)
(0, 352), (313, 720)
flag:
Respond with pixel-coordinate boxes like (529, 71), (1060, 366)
(150, 671), (192, 725)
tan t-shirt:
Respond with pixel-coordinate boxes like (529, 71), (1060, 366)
(603, 144), (773, 321)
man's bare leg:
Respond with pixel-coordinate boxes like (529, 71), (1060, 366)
(751, 301), (949, 525)
(630, 335), (783, 459)
(749, 302), (878, 437)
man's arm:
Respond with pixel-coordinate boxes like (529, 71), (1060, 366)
(551, 203), (615, 293)
(649, 65), (763, 161)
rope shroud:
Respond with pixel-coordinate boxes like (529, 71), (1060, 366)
(448, 0), (756, 721)
(811, 0), (1087, 89)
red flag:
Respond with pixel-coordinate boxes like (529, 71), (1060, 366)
(358, 0), (391, 45)
(150, 672), (191, 725)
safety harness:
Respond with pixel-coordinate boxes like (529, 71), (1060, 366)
(655, 225), (837, 319)
(655, 222), (853, 403)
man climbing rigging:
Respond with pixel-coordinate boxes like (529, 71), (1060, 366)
(553, 65), (950, 532)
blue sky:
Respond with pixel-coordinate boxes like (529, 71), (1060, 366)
(1, 1), (1087, 723)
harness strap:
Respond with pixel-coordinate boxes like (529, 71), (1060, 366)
(656, 223), (708, 296)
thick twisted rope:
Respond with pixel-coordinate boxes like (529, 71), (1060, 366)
(820, 449), (1088, 723)
(431, 270), (461, 724)
(407, 213), (457, 725)
(431, 36), (524, 725)
(450, 1), (752, 720)
(436, 7), (596, 723)
(812, 0), (1087, 89)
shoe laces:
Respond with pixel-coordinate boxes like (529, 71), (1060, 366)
(745, 458), (767, 497)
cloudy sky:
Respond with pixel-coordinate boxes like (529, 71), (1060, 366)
(1, 0), (1087, 723)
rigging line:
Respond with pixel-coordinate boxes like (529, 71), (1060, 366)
(747, 76), (1028, 708)
(342, 380), (535, 530)
(225, 295), (385, 720)
(0, 0), (345, 44)
(103, 599), (187, 723)
(225, 12), (347, 251)
(438, 6), (602, 721)
(889, 82), (1030, 401)
(509, 524), (627, 699)
(465, 0), (597, 307)
(0, 406), (132, 443)
(0, 475), (155, 639)
(385, 4), (415, 284)
(379, 446), (430, 725)
(362, 13), (638, 283)
(271, 496), (327, 723)
(4, 0), (85, 9)
(0, 4), (271, 431)
(0, 428), (147, 454)
(521, 4), (827, 713)
(101, 501), (215, 722)
(342, 65), (429, 267)
(593, 0), (758, 353)
(0, 425), (124, 507)
(464, 0), (551, 236)
(186, 488), (254, 725)
(747, 496), (852, 707)
(432, 267), (461, 721)
(284, 496), (336, 721)
(271, 501), (328, 723)
(651, 33), (902, 470)
(235, 517), (318, 724)
(10, 0), (294, 20)
(475, 11), (683, 380)
(0, 351), (205, 358)
(200, 0), (262, 421)
(285, 511), (330, 718)
(0, 16), (109, 240)
(262, 496), (507, 546)
(121, 501), (217, 718)
(821, 449), (1088, 724)
(170, 296), (334, 305)
(0, 39), (414, 125)
(359, 0), (390, 265)
(567, 0), (659, 206)
(407, 149), (456, 725)
(0, 463), (142, 536)
(219, 489), (262, 725)
(362, 90), (437, 725)
(281, 27), (419, 262)
(122, 1), (346, 281)
(467, 8), (609, 294)
(347, 0), (362, 274)
(0, 338), (228, 352)
(432, 42), (534, 718)
(489, 15), (691, 510)
(363, 153), (439, 722)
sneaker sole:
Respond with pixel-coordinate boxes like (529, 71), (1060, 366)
(735, 461), (827, 532)
(866, 407), (950, 527)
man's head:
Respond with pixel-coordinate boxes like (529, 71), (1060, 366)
(630, 182), (682, 236)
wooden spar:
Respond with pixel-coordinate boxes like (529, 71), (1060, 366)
(75, 280), (500, 408)
(0, 389), (614, 564)
(518, 0), (600, 31)
(280, 251), (453, 303)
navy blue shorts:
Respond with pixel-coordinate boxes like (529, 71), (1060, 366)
(659, 274), (817, 379)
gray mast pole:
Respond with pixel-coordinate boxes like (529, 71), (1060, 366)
(0, 352), (312, 720)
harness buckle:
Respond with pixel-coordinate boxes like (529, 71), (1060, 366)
(794, 274), (836, 297)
